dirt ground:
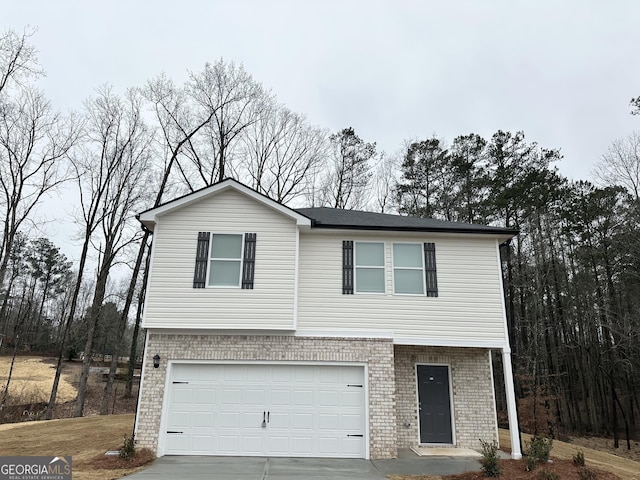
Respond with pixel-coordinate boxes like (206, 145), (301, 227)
(0, 355), (76, 404)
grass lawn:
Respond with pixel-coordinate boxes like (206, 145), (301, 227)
(0, 414), (150, 480)
(0, 356), (76, 404)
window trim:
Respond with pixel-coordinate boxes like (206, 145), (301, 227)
(392, 242), (426, 296)
(354, 241), (386, 294)
(206, 232), (245, 288)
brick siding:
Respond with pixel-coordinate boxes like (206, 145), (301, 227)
(135, 333), (397, 459)
(394, 345), (498, 450)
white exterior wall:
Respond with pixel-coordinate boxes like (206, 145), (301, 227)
(143, 189), (298, 330)
(296, 231), (507, 346)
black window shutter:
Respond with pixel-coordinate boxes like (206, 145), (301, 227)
(193, 232), (211, 288)
(424, 242), (438, 297)
(343, 240), (354, 294)
(242, 233), (257, 289)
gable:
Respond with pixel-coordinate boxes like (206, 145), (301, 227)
(139, 179), (311, 232)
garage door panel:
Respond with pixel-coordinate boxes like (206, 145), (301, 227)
(292, 413), (313, 429)
(165, 434), (188, 453)
(342, 413), (364, 430)
(163, 364), (366, 457)
(292, 390), (313, 405)
(270, 389), (290, 405)
(192, 411), (214, 428)
(171, 386), (192, 403)
(192, 435), (214, 452)
(193, 388), (215, 404)
(167, 411), (190, 428)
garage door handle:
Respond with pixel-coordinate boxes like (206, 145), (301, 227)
(347, 434), (363, 437)
(267, 411), (270, 423)
(166, 431), (183, 434)
(262, 411), (266, 428)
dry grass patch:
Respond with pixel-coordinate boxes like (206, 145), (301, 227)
(499, 429), (640, 480)
(0, 414), (149, 480)
(0, 356), (76, 404)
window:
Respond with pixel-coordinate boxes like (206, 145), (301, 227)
(393, 243), (425, 295)
(193, 232), (256, 289)
(355, 242), (385, 293)
(209, 234), (243, 286)
(342, 240), (438, 297)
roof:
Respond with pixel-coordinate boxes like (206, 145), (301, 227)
(295, 207), (518, 237)
(138, 178), (517, 240)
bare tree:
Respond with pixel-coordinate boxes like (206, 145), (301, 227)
(72, 86), (153, 417)
(240, 103), (328, 203)
(0, 86), (79, 289)
(593, 132), (640, 201)
(0, 28), (43, 95)
(184, 59), (266, 187)
(370, 152), (398, 213)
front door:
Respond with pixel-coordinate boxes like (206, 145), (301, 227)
(417, 364), (453, 444)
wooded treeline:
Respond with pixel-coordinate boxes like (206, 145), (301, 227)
(1, 28), (639, 445)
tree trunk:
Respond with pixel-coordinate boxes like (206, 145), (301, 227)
(74, 250), (112, 417)
(125, 249), (150, 398)
(100, 233), (150, 414)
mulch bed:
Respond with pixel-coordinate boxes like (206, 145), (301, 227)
(89, 448), (155, 470)
(442, 458), (620, 480)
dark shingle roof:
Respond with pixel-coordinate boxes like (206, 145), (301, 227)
(294, 207), (518, 237)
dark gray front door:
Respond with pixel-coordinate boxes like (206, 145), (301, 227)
(417, 365), (453, 444)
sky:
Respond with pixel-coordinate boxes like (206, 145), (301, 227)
(3, 0), (640, 264)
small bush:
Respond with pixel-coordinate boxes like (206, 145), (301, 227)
(573, 450), (586, 467)
(537, 469), (559, 480)
(526, 435), (553, 463)
(578, 466), (597, 480)
(119, 433), (136, 460)
(525, 455), (537, 472)
(479, 439), (500, 477)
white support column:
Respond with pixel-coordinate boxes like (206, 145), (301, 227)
(502, 347), (522, 459)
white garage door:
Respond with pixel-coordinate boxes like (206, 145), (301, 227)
(162, 363), (366, 458)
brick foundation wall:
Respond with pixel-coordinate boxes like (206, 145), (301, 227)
(394, 345), (498, 450)
(135, 333), (397, 459)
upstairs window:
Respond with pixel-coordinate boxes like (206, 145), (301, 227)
(355, 242), (385, 293)
(209, 234), (243, 286)
(193, 232), (256, 289)
(393, 243), (425, 295)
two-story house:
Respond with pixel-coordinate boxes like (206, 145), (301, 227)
(134, 178), (522, 460)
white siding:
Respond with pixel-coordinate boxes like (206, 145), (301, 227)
(297, 231), (507, 345)
(143, 189), (297, 329)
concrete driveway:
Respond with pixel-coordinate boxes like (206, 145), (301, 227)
(124, 453), (482, 479)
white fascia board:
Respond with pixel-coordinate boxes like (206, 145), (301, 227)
(144, 327), (297, 335)
(307, 227), (514, 244)
(295, 329), (394, 339)
(393, 336), (508, 349)
(138, 179), (311, 232)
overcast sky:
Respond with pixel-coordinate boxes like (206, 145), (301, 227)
(4, 1), (640, 263)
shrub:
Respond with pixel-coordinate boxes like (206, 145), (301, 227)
(479, 439), (500, 477)
(119, 433), (136, 460)
(578, 467), (597, 480)
(573, 450), (585, 467)
(526, 435), (553, 463)
(537, 469), (559, 480)
(525, 455), (537, 472)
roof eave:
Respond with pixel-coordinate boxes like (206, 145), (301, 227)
(310, 223), (519, 242)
